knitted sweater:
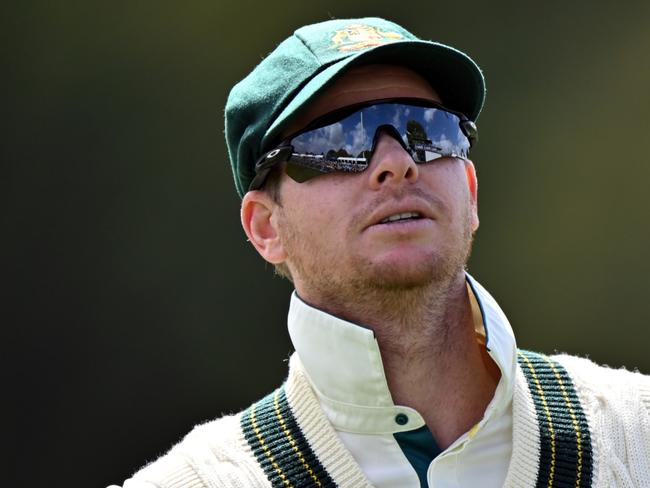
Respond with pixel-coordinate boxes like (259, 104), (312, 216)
(116, 350), (650, 488)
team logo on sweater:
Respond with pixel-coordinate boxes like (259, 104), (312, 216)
(330, 24), (403, 52)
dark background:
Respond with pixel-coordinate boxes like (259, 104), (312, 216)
(5, 1), (650, 486)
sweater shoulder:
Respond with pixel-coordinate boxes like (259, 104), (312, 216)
(552, 353), (650, 414)
(114, 412), (269, 488)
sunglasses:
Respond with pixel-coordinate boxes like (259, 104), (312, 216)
(249, 98), (478, 191)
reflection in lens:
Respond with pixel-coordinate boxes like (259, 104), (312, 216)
(288, 101), (471, 179)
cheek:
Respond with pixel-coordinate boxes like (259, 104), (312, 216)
(285, 178), (356, 227)
(281, 193), (349, 245)
(422, 163), (469, 200)
(305, 201), (348, 238)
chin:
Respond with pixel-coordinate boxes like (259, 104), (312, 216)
(359, 253), (459, 290)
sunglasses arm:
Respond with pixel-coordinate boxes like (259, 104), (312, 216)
(248, 145), (294, 192)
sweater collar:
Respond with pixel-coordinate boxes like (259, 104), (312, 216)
(287, 273), (517, 434)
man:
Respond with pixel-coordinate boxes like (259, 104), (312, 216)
(114, 17), (650, 488)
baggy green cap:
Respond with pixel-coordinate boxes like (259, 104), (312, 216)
(225, 17), (486, 198)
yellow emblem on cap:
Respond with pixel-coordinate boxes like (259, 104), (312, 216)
(331, 24), (403, 52)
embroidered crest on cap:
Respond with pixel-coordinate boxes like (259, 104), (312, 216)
(330, 24), (403, 52)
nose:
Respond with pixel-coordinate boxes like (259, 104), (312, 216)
(367, 130), (419, 189)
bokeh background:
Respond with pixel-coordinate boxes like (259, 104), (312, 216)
(5, 1), (650, 486)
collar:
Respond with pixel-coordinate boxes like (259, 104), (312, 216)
(287, 273), (518, 435)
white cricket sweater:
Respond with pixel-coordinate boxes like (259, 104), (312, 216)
(114, 350), (650, 487)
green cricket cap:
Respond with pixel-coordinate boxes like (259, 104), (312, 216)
(225, 17), (486, 197)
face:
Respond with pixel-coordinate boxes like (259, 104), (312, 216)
(244, 64), (479, 302)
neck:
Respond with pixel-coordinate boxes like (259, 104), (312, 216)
(296, 270), (500, 449)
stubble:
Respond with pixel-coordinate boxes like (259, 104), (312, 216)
(276, 192), (475, 342)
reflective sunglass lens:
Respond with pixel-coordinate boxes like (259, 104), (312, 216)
(285, 161), (327, 183)
(256, 101), (477, 188)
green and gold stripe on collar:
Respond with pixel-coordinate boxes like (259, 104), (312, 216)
(241, 386), (337, 487)
(517, 349), (594, 488)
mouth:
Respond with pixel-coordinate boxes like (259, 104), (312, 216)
(363, 198), (437, 232)
(379, 211), (423, 224)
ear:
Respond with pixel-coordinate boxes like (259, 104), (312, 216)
(464, 159), (479, 232)
(241, 190), (287, 264)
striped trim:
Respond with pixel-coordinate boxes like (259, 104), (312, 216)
(241, 386), (337, 487)
(517, 350), (593, 488)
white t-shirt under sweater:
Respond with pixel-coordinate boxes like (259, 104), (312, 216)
(287, 273), (516, 488)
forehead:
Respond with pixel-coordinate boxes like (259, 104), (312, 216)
(283, 64), (441, 137)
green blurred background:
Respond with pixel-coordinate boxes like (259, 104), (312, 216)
(5, 1), (650, 486)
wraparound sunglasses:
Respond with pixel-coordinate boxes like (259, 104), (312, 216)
(249, 98), (478, 191)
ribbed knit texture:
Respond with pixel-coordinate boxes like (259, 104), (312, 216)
(516, 350), (594, 487)
(240, 387), (337, 486)
(555, 354), (650, 487)
(113, 351), (650, 487)
(503, 365), (543, 488)
(284, 356), (373, 487)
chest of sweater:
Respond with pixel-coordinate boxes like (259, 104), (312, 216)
(240, 351), (650, 488)
(117, 351), (650, 488)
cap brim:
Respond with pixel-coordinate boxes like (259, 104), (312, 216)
(262, 40), (485, 149)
